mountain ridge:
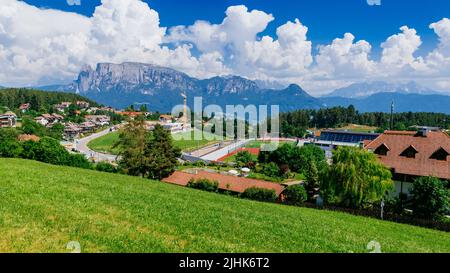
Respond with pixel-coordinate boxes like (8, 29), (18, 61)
(324, 81), (438, 99)
(38, 62), (324, 112)
(32, 62), (450, 114)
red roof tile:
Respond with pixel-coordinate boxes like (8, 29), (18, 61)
(365, 130), (450, 180)
(163, 170), (285, 196)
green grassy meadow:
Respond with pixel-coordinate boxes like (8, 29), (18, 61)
(87, 130), (221, 154)
(87, 131), (120, 154)
(171, 130), (221, 152)
(1, 158), (449, 253)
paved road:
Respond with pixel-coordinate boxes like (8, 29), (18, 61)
(75, 127), (118, 162)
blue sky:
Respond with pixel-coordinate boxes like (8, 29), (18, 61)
(2, 0), (449, 93)
(23, 0), (450, 56)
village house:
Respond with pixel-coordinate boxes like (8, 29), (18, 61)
(34, 116), (49, 127)
(63, 123), (82, 140)
(54, 102), (72, 112)
(86, 107), (99, 114)
(76, 101), (90, 109)
(84, 115), (111, 126)
(163, 122), (184, 133)
(79, 121), (96, 134)
(365, 129), (450, 196)
(35, 113), (64, 127)
(119, 111), (142, 120)
(100, 106), (115, 112)
(163, 170), (286, 199)
(0, 111), (17, 128)
(159, 114), (173, 123)
(19, 103), (31, 113)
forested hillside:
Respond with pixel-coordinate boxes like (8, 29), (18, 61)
(0, 88), (99, 112)
(279, 106), (450, 137)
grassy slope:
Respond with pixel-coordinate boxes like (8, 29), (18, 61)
(87, 131), (120, 154)
(171, 130), (220, 152)
(0, 158), (449, 253)
(87, 130), (220, 154)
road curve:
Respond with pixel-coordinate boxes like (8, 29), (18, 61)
(75, 127), (118, 163)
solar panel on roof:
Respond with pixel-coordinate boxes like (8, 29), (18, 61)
(318, 131), (379, 144)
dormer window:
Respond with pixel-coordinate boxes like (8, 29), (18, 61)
(400, 145), (418, 159)
(374, 143), (390, 156)
(430, 147), (449, 161)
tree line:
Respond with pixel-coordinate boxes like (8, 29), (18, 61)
(279, 105), (450, 137)
(0, 88), (99, 113)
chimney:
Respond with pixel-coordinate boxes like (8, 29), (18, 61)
(418, 127), (430, 137)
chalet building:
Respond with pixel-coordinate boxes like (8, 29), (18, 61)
(55, 102), (72, 112)
(84, 115), (111, 126)
(159, 114), (173, 123)
(118, 111), (142, 120)
(365, 129), (450, 195)
(79, 122), (96, 133)
(19, 103), (31, 113)
(163, 122), (184, 133)
(0, 111), (17, 128)
(34, 116), (49, 127)
(76, 101), (90, 109)
(163, 170), (285, 198)
(86, 107), (99, 114)
(35, 113), (64, 127)
(63, 123), (82, 140)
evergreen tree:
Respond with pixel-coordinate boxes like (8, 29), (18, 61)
(144, 124), (181, 180)
(115, 117), (148, 177)
(115, 121), (181, 180)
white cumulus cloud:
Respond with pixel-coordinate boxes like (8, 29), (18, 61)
(0, 0), (450, 95)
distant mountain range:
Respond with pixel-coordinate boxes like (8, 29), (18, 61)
(324, 81), (437, 98)
(322, 93), (450, 114)
(36, 62), (324, 112)
(28, 62), (450, 114)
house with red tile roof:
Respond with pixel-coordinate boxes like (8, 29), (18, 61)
(19, 103), (30, 113)
(159, 114), (173, 123)
(163, 170), (285, 197)
(364, 129), (450, 182)
(118, 111), (143, 119)
(0, 111), (17, 128)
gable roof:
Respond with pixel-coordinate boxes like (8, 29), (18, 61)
(0, 111), (17, 117)
(430, 147), (450, 160)
(365, 130), (450, 180)
(163, 170), (285, 196)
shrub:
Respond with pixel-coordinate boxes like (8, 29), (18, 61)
(235, 151), (256, 168)
(187, 178), (219, 192)
(411, 177), (449, 219)
(241, 187), (277, 202)
(194, 161), (206, 167)
(66, 154), (93, 169)
(283, 184), (308, 205)
(262, 162), (281, 178)
(21, 138), (91, 170)
(259, 143), (326, 175)
(0, 127), (20, 142)
(96, 162), (118, 173)
(0, 140), (22, 158)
